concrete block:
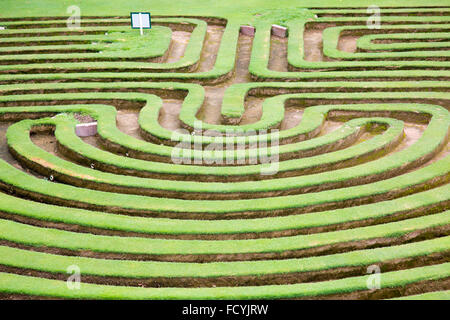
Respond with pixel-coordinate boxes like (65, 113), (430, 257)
(240, 25), (255, 36)
(271, 24), (287, 38)
(75, 122), (97, 137)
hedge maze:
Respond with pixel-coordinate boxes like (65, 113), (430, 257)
(0, 6), (448, 299)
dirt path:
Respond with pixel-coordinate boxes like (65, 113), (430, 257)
(165, 31), (190, 63)
(338, 35), (358, 53)
(303, 29), (325, 61)
(196, 33), (254, 125)
(116, 109), (141, 139)
(196, 25), (223, 72)
(158, 99), (183, 130)
(269, 36), (288, 71)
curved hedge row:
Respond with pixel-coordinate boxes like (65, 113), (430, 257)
(249, 11), (450, 80)
(0, 263), (448, 299)
(0, 18), (206, 71)
(0, 16), (239, 83)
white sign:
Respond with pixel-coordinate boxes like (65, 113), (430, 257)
(130, 12), (151, 35)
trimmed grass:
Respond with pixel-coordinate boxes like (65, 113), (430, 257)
(0, 263), (448, 299)
(0, 1), (448, 300)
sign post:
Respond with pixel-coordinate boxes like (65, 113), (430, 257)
(138, 13), (143, 36)
(130, 12), (151, 36)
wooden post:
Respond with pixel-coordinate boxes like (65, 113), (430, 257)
(139, 13), (143, 36)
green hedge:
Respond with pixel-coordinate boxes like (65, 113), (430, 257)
(0, 236), (447, 279)
(0, 263), (448, 299)
(248, 16), (450, 80)
(0, 211), (448, 255)
(0, 18), (206, 71)
(0, 182), (447, 235)
(0, 18), (240, 82)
